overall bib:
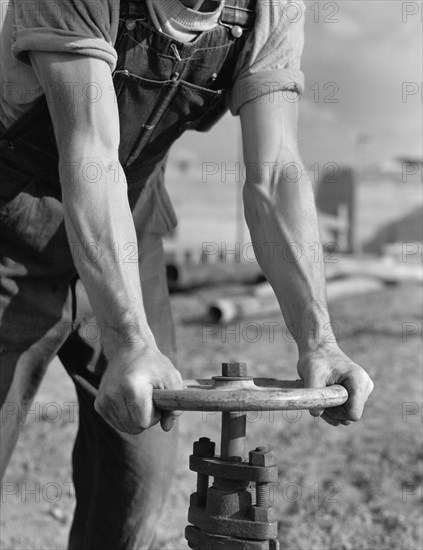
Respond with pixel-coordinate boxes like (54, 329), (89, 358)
(0, 1), (256, 548)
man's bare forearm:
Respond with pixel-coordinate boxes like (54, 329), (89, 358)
(27, 51), (157, 360)
(59, 153), (156, 359)
(243, 159), (335, 353)
(25, 51), (181, 434)
(239, 96), (374, 425)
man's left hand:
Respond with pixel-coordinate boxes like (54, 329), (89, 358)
(297, 345), (374, 426)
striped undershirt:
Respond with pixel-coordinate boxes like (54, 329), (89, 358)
(146, 0), (224, 43)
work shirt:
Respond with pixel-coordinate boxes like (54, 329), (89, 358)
(0, 0), (305, 128)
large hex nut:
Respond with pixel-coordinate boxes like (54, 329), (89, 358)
(222, 362), (247, 377)
(250, 505), (276, 522)
(249, 448), (275, 467)
(193, 437), (215, 458)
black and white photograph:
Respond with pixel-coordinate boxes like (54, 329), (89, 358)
(0, 1), (421, 549)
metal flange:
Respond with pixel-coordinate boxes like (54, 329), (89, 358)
(189, 455), (278, 483)
(153, 378), (348, 411)
(185, 525), (280, 550)
(188, 506), (278, 541)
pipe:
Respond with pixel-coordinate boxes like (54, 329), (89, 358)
(220, 411), (246, 460)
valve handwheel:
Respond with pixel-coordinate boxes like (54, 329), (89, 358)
(153, 362), (349, 550)
(153, 362), (348, 412)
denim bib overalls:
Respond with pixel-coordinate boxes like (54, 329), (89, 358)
(0, 1), (256, 548)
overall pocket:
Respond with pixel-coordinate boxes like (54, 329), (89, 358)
(0, 157), (73, 277)
(0, 157), (36, 212)
(114, 71), (179, 165)
(115, 69), (227, 167)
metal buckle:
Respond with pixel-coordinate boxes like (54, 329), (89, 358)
(218, 2), (255, 35)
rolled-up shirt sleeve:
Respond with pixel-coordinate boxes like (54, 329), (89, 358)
(228, 0), (306, 116)
(11, 0), (119, 71)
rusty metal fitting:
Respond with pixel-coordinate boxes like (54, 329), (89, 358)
(196, 473), (208, 503)
(222, 362), (248, 377)
(249, 447), (275, 467)
(189, 455), (278, 483)
(193, 437), (215, 507)
(193, 437), (215, 458)
(250, 505), (275, 523)
(256, 482), (270, 507)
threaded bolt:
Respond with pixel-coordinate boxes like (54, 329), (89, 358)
(196, 474), (208, 499)
(193, 437), (214, 506)
(256, 482), (270, 507)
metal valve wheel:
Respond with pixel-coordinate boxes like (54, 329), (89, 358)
(153, 363), (348, 412)
(160, 362), (349, 550)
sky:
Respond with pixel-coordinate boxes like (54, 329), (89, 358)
(173, 0), (422, 168)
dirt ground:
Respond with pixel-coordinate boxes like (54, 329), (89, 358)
(1, 282), (422, 550)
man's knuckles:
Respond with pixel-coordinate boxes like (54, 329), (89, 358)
(95, 398), (157, 433)
(366, 378), (375, 396)
(346, 406), (363, 422)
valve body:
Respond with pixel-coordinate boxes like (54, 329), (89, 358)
(185, 363), (280, 550)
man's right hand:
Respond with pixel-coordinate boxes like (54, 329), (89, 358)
(94, 345), (183, 434)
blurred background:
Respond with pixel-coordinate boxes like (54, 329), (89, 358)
(165, 0), (422, 257)
(1, 2), (422, 549)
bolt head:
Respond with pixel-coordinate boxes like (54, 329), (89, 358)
(250, 505), (275, 522)
(222, 362), (247, 377)
(249, 448), (275, 466)
(193, 438), (215, 457)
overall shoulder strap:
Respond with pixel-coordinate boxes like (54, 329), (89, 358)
(219, 0), (256, 28)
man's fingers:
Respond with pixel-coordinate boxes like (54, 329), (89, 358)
(303, 371), (363, 423)
(341, 375), (374, 422)
(302, 370), (328, 418)
(323, 405), (351, 421)
(320, 410), (351, 427)
(160, 415), (174, 432)
(95, 395), (153, 434)
(321, 411), (340, 426)
(95, 396), (128, 432)
(159, 367), (184, 431)
(322, 387), (365, 423)
(298, 348), (374, 426)
(320, 377), (372, 425)
(322, 408), (351, 425)
(160, 409), (183, 432)
(125, 368), (183, 433)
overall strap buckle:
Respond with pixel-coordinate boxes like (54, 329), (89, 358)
(219, 0), (256, 36)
